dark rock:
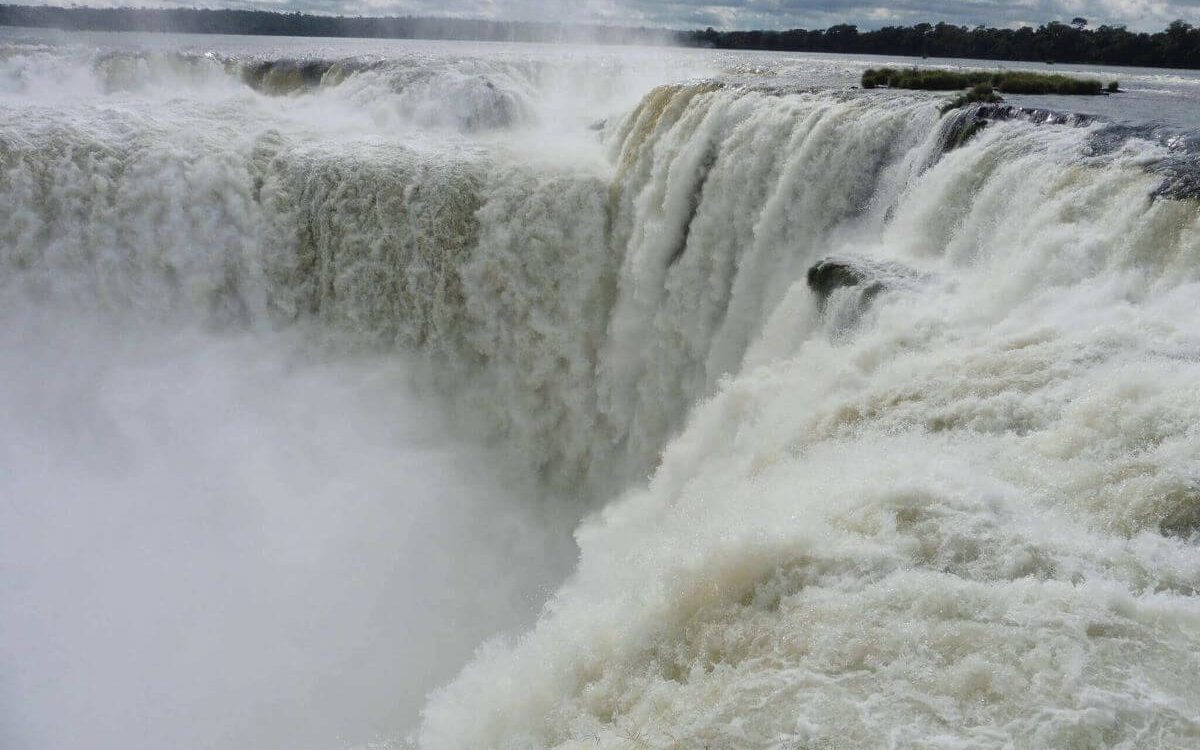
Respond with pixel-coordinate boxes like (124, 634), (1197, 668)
(807, 256), (922, 306)
(1085, 128), (1200, 201)
(933, 102), (1200, 202)
(1158, 484), (1200, 538)
(806, 256), (929, 334)
(938, 103), (1094, 155)
(807, 257), (880, 299)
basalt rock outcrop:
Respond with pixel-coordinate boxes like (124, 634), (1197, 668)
(807, 256), (924, 306)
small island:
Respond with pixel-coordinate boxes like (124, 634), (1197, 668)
(862, 67), (1118, 95)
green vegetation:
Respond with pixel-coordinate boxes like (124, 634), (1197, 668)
(997, 72), (1106, 94)
(684, 20), (1200, 71)
(863, 67), (1110, 95)
(1107, 80), (1121, 92)
(940, 84), (1003, 113)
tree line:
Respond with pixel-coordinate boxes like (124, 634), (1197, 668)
(0, 6), (1197, 70)
(682, 20), (1200, 69)
(0, 5), (669, 45)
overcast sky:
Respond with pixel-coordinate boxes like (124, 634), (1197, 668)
(49, 0), (1200, 31)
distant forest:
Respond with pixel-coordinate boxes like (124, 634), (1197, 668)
(1, 5), (1199, 70)
(0, 5), (670, 44)
(683, 20), (1200, 69)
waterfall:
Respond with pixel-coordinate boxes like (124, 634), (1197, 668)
(3, 35), (1200, 750)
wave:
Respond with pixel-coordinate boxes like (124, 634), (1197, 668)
(4, 64), (1200, 746)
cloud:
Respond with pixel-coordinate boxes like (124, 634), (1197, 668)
(30, 0), (1200, 31)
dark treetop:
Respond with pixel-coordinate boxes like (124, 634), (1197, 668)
(682, 20), (1200, 70)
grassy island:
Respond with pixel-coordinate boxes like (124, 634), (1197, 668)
(862, 68), (1116, 95)
(940, 84), (1003, 113)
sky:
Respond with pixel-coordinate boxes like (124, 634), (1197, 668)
(29, 0), (1200, 31)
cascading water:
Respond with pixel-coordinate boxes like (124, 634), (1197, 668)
(3, 28), (1200, 750)
(421, 85), (1200, 749)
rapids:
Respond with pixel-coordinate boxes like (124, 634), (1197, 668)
(3, 28), (1200, 750)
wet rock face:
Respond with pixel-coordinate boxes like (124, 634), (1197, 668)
(806, 257), (928, 332)
(806, 257), (917, 306)
(808, 258), (873, 298)
(938, 104), (1095, 154)
(972, 103), (1095, 127)
(1149, 134), (1200, 200)
(941, 105), (1200, 201)
(241, 60), (332, 94)
(1154, 162), (1200, 201)
(1158, 485), (1200, 539)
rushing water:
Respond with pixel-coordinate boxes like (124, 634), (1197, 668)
(3, 27), (1200, 750)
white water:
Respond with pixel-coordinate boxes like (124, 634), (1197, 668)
(3, 29), (1200, 750)
(0, 320), (573, 750)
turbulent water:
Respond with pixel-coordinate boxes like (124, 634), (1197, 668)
(4, 28), (1200, 750)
